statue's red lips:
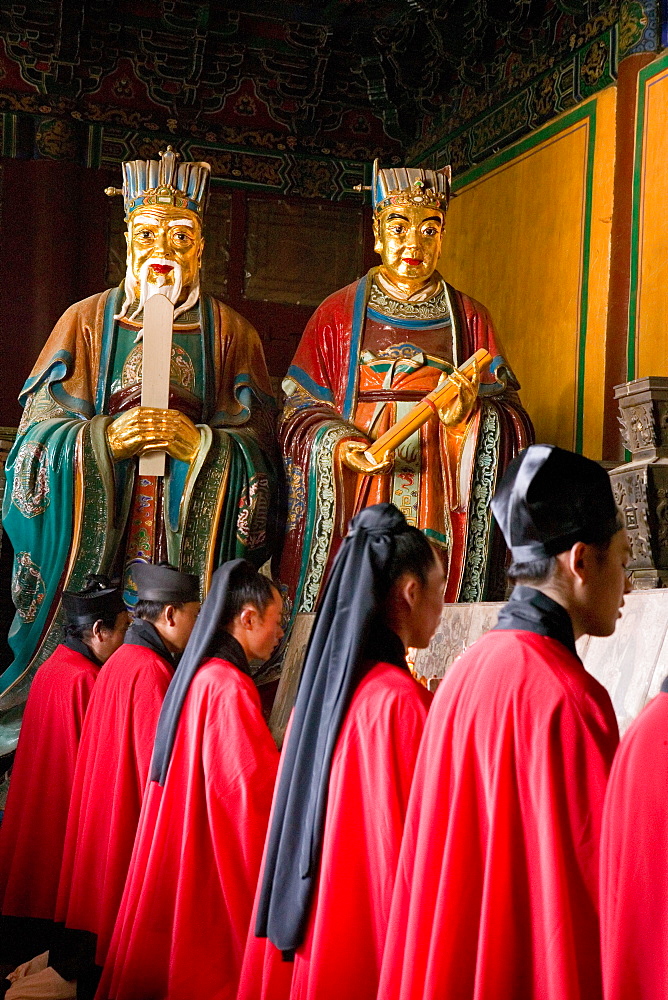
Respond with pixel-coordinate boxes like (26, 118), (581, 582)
(150, 263), (174, 274)
(402, 257), (423, 265)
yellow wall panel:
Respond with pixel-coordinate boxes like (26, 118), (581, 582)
(631, 56), (668, 380)
(438, 89), (615, 458)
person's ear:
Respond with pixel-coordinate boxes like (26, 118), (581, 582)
(565, 541), (588, 586)
(164, 604), (177, 628)
(238, 605), (257, 631)
(91, 619), (104, 641)
(399, 574), (419, 610)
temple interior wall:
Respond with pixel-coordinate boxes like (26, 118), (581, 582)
(629, 51), (668, 384)
(434, 49), (668, 465)
(439, 88), (616, 459)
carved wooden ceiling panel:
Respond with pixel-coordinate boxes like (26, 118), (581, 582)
(0, 0), (623, 162)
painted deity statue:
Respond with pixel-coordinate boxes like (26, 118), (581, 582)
(0, 148), (278, 748)
(280, 163), (534, 620)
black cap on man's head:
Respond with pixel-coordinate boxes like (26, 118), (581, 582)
(133, 563), (200, 604)
(491, 444), (620, 563)
(62, 575), (126, 627)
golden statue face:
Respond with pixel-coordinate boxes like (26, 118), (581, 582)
(373, 203), (445, 290)
(126, 206), (203, 302)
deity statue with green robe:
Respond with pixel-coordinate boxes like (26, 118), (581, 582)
(0, 147), (279, 752)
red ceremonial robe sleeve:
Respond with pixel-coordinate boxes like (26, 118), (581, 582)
(600, 690), (668, 1000)
(55, 644), (174, 965)
(97, 658), (278, 1000)
(237, 662), (432, 1000)
(378, 630), (619, 1000)
(0, 645), (98, 921)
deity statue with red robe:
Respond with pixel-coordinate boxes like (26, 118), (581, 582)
(279, 162), (533, 624)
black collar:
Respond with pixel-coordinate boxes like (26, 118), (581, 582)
(363, 622), (407, 671)
(494, 585), (577, 657)
(207, 630), (250, 675)
(62, 634), (102, 667)
(124, 618), (174, 665)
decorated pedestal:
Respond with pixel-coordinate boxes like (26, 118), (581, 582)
(610, 377), (668, 589)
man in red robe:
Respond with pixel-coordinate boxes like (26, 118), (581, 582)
(378, 445), (630, 1000)
(599, 675), (668, 998)
(97, 560), (282, 1000)
(239, 503), (443, 1000)
(0, 579), (128, 962)
(52, 563), (199, 993)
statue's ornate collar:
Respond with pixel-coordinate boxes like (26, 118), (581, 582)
(117, 297), (201, 329)
(374, 269), (443, 303)
(369, 278), (449, 323)
(494, 585), (577, 658)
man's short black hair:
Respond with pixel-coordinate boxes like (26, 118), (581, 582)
(218, 562), (278, 628)
(134, 599), (187, 623)
(63, 611), (122, 642)
(507, 556), (558, 587)
(507, 517), (623, 586)
(385, 527), (437, 589)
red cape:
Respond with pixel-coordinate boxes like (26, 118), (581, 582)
(55, 641), (174, 965)
(237, 662), (432, 1000)
(0, 644), (99, 920)
(378, 630), (619, 1000)
(600, 690), (668, 999)
(97, 657), (278, 1000)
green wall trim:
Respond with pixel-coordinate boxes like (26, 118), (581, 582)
(409, 26), (617, 174)
(0, 110), (365, 202)
(627, 50), (668, 381)
(451, 99), (599, 453)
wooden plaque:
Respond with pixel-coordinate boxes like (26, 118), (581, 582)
(138, 293), (175, 477)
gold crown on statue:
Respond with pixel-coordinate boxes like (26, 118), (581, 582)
(355, 160), (452, 215)
(104, 146), (211, 220)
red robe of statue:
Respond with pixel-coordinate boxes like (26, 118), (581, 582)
(55, 639), (174, 966)
(377, 629), (619, 1000)
(237, 662), (432, 1000)
(97, 657), (278, 1000)
(280, 272), (533, 615)
(600, 689), (668, 1000)
(0, 643), (99, 921)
